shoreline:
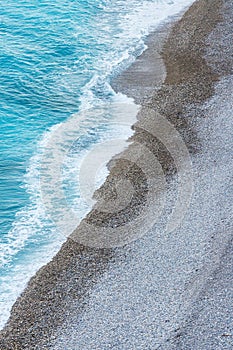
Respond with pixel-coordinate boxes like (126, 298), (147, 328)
(1, 0), (232, 348)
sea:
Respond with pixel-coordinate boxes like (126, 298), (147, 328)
(0, 0), (194, 328)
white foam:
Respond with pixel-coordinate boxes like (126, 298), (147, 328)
(0, 125), (68, 328)
(0, 94), (139, 329)
(79, 0), (195, 111)
(0, 0), (196, 329)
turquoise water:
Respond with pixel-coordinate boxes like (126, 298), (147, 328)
(0, 0), (194, 327)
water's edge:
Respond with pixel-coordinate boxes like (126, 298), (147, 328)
(2, 0), (230, 348)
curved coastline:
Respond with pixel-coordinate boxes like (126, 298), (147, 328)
(1, 0), (233, 349)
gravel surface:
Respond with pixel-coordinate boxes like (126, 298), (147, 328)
(0, 0), (232, 349)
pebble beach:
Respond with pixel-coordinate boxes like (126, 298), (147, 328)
(0, 0), (232, 349)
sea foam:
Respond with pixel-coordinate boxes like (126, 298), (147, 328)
(0, 0), (195, 329)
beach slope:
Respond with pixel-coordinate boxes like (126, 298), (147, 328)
(1, 0), (233, 349)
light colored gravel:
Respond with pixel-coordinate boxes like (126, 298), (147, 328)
(1, 1), (232, 349)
